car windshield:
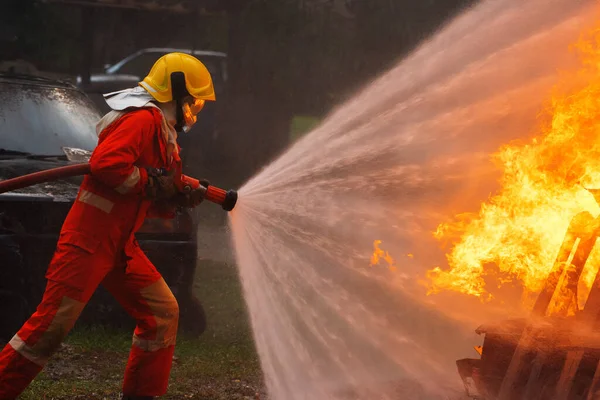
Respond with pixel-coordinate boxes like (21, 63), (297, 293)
(0, 78), (100, 156)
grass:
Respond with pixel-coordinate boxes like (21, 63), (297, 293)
(19, 260), (264, 400)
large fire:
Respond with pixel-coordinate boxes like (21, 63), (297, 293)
(427, 25), (600, 311)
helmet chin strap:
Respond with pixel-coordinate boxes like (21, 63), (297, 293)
(170, 71), (189, 134)
(174, 98), (185, 133)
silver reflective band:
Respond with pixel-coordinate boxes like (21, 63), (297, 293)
(78, 189), (115, 213)
(9, 334), (48, 366)
(116, 167), (141, 194)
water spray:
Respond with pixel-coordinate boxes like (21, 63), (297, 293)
(0, 163), (238, 211)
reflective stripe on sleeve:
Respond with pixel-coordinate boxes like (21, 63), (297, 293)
(115, 166), (141, 194)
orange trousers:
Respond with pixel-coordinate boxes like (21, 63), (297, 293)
(0, 236), (179, 399)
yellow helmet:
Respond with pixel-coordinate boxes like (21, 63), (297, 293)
(139, 52), (216, 103)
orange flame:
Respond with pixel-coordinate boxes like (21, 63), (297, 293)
(370, 240), (398, 272)
(427, 25), (600, 312)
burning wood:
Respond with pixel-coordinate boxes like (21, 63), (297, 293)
(427, 25), (600, 315)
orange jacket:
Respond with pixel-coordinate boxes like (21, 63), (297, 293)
(49, 107), (180, 273)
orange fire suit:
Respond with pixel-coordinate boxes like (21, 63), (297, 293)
(0, 106), (184, 399)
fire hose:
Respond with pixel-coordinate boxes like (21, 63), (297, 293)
(0, 163), (238, 211)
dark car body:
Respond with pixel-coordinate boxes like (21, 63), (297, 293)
(77, 48), (228, 179)
(0, 71), (206, 341)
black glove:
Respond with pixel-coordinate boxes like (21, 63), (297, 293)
(173, 185), (207, 208)
(145, 168), (178, 200)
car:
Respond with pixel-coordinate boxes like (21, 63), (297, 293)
(77, 47), (228, 181)
(0, 67), (207, 341)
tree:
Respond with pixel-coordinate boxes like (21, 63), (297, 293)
(0, 0), (81, 73)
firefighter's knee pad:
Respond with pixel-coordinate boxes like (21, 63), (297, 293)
(136, 279), (179, 350)
(10, 295), (85, 366)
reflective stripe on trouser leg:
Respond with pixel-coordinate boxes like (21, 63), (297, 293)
(0, 282), (86, 399)
(101, 247), (179, 397)
(123, 278), (179, 396)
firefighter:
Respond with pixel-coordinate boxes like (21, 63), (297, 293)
(0, 52), (215, 400)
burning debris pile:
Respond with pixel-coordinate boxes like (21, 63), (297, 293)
(417, 19), (600, 400)
(427, 24), (600, 313)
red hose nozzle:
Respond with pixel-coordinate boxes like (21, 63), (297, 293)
(205, 186), (238, 211)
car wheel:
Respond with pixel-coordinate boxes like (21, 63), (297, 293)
(0, 290), (27, 341)
(178, 295), (207, 336)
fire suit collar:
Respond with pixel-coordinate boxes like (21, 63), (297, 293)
(103, 86), (155, 111)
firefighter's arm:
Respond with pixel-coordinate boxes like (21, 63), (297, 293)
(89, 110), (152, 195)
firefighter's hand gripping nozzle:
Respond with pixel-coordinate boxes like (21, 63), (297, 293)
(178, 174), (238, 211)
(145, 166), (238, 211)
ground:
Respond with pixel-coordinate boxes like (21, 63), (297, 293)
(14, 260), (266, 400)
